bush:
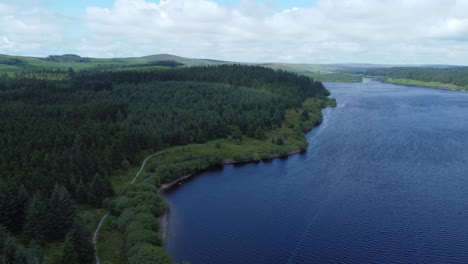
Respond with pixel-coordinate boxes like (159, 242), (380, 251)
(126, 229), (161, 250)
(128, 244), (171, 264)
(121, 159), (131, 170)
(276, 138), (284, 146)
(233, 153), (244, 161)
(253, 153), (261, 162)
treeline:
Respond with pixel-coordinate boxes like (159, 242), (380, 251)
(0, 64), (329, 263)
(73, 64), (327, 99)
(45, 55), (91, 63)
(366, 67), (468, 87)
(0, 182), (94, 263)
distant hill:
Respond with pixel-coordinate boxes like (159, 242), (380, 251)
(45, 54), (91, 63)
(2, 53), (464, 83)
(141, 54), (230, 66)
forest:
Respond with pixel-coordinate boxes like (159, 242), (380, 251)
(365, 67), (468, 88)
(0, 64), (329, 263)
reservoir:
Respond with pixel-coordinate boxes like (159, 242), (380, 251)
(163, 80), (468, 263)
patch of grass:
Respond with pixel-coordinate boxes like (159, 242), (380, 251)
(111, 167), (141, 194)
(385, 78), (468, 91)
(97, 215), (127, 264)
(114, 65), (170, 72)
(77, 204), (106, 232)
(42, 242), (64, 264)
(308, 72), (362, 83)
(0, 54), (149, 75)
(259, 63), (361, 83)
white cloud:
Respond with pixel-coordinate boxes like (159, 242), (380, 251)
(0, 3), (72, 55)
(78, 0), (468, 64)
(2, 0), (468, 64)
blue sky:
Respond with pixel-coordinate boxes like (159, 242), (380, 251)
(50, 1), (112, 16)
(48, 0), (314, 16)
(1, 0), (468, 64)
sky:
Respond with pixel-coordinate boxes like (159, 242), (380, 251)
(1, 0), (468, 64)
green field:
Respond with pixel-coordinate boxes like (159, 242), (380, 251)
(385, 78), (468, 91)
(259, 63), (361, 82)
(0, 54), (148, 74)
(0, 54), (362, 83)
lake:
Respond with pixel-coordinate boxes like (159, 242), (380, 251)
(163, 80), (468, 264)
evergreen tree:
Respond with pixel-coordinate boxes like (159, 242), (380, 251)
(0, 226), (44, 264)
(61, 219), (94, 264)
(47, 185), (75, 240)
(15, 185), (30, 231)
(61, 237), (80, 264)
(24, 194), (48, 243)
(1, 237), (17, 263)
(0, 225), (8, 252)
(87, 174), (113, 207)
(24, 241), (44, 264)
(0, 181), (17, 230)
(75, 180), (88, 204)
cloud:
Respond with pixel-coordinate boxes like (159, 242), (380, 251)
(79, 0), (468, 64)
(2, 0), (468, 64)
(0, 2), (73, 54)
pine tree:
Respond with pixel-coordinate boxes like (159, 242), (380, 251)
(23, 194), (48, 243)
(0, 224), (8, 251)
(1, 236), (17, 263)
(61, 219), (94, 264)
(61, 236), (80, 264)
(0, 181), (17, 230)
(15, 185), (30, 231)
(25, 241), (44, 264)
(87, 173), (113, 207)
(75, 180), (87, 204)
(47, 185), (75, 240)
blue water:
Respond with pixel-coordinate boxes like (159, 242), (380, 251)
(163, 81), (468, 264)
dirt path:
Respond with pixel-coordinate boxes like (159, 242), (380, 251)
(93, 148), (179, 264)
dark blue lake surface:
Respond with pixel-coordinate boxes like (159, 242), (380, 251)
(163, 81), (468, 264)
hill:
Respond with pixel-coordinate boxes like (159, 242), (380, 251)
(0, 53), (361, 82)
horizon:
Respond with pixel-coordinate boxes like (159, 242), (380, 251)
(2, 0), (468, 65)
(2, 52), (467, 67)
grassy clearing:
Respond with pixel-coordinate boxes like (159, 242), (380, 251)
(42, 242), (64, 264)
(258, 63), (361, 83)
(113, 65), (169, 72)
(97, 215), (127, 264)
(0, 54), (149, 75)
(308, 72), (362, 83)
(385, 78), (468, 91)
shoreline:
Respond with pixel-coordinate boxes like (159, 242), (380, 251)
(382, 78), (467, 92)
(155, 102), (336, 246)
(158, 148), (306, 193)
(157, 148), (306, 245)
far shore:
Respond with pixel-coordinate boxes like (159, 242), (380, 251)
(383, 78), (468, 92)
